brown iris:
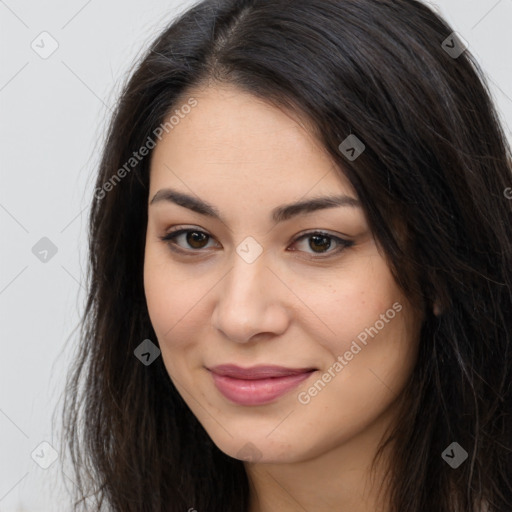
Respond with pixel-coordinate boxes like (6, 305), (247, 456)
(308, 234), (332, 253)
(187, 231), (209, 249)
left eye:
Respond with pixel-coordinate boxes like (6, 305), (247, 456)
(159, 228), (353, 257)
(291, 232), (353, 255)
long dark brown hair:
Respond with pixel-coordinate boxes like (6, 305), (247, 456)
(60, 0), (512, 510)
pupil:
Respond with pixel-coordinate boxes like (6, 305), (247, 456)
(310, 235), (330, 252)
(187, 231), (208, 249)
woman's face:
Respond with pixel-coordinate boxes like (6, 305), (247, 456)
(144, 83), (422, 464)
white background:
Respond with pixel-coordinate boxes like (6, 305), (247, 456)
(1, 0), (511, 510)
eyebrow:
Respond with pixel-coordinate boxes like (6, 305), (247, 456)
(149, 188), (361, 223)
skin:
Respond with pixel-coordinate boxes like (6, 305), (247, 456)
(144, 83), (424, 512)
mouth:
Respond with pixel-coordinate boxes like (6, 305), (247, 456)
(207, 364), (317, 406)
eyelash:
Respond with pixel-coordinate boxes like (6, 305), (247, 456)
(158, 227), (354, 259)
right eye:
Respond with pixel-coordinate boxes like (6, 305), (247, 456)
(159, 227), (221, 254)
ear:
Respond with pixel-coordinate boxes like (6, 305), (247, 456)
(433, 301), (442, 316)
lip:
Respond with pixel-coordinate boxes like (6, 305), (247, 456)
(207, 365), (317, 405)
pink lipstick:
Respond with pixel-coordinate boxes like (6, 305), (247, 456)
(208, 364), (316, 406)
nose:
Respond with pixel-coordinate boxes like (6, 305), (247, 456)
(211, 252), (290, 344)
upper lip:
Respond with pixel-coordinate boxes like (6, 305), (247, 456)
(208, 364), (317, 380)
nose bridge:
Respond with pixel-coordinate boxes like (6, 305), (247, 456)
(222, 250), (269, 315)
(223, 234), (269, 305)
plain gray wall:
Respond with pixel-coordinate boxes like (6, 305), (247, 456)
(1, 0), (511, 510)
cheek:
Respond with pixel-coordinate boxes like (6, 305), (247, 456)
(143, 272), (195, 381)
(293, 254), (402, 351)
(143, 248), (191, 349)
(143, 247), (215, 377)
(144, 274), (201, 344)
(293, 304), (419, 445)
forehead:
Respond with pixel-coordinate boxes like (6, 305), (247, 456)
(149, 83), (356, 199)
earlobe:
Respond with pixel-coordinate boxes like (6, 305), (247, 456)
(433, 301), (442, 316)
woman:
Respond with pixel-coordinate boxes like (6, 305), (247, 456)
(61, 0), (512, 510)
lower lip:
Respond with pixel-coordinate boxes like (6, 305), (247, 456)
(209, 370), (315, 406)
